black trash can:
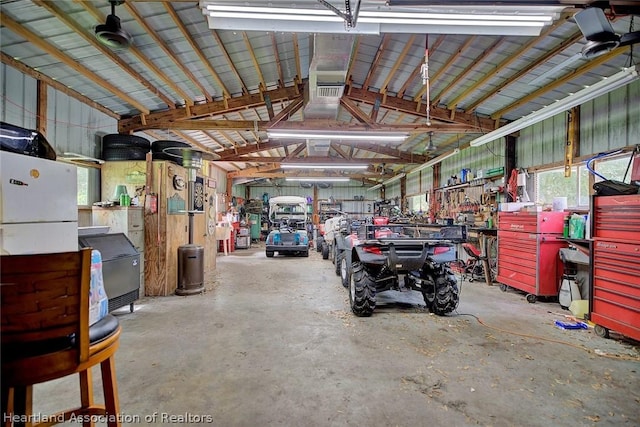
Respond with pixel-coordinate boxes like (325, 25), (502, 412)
(176, 244), (204, 295)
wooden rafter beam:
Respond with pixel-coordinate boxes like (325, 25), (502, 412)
(340, 97), (375, 125)
(221, 155), (408, 164)
(216, 141), (292, 160)
(292, 34), (303, 84)
(345, 87), (496, 130)
(118, 85), (303, 133)
(397, 35), (444, 99)
(164, 3), (230, 99)
(1, 14), (150, 115)
(210, 30), (248, 95)
(491, 47), (625, 120)
(333, 142), (427, 163)
(123, 1), (212, 102)
(381, 34), (417, 95)
(171, 130), (218, 155)
(128, 118), (481, 133)
(243, 32), (266, 91)
(446, 12), (573, 110)
(346, 35), (362, 84)
(414, 36), (477, 102)
(271, 33), (285, 89)
(432, 36), (506, 107)
(285, 143), (307, 159)
(331, 143), (351, 160)
(468, 30), (585, 113)
(268, 96), (304, 126)
(363, 35), (390, 90)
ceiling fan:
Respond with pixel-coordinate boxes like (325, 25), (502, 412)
(574, 7), (640, 59)
(95, 0), (133, 50)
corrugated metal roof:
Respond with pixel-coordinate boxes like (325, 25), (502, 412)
(1, 0), (638, 180)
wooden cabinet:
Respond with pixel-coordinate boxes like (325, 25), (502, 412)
(590, 194), (640, 341)
(496, 211), (566, 301)
(92, 206), (145, 297)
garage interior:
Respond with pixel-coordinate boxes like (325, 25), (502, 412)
(1, 0), (639, 426)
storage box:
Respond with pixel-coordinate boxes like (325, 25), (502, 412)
(235, 235), (250, 249)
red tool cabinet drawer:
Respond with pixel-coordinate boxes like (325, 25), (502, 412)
(498, 211), (565, 234)
(592, 194), (640, 241)
(591, 239), (640, 341)
(496, 230), (566, 297)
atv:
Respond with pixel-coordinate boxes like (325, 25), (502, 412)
(340, 219), (467, 317)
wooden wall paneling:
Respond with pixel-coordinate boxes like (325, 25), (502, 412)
(36, 80), (46, 135)
(165, 162), (189, 296)
(145, 161), (168, 296)
(100, 161), (147, 204)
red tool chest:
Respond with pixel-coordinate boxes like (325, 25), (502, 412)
(590, 194), (640, 341)
(496, 211), (567, 302)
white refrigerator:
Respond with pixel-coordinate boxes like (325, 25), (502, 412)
(0, 150), (78, 254)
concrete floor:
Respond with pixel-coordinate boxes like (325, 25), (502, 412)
(34, 243), (639, 426)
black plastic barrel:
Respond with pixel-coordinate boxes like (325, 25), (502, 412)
(176, 244), (204, 295)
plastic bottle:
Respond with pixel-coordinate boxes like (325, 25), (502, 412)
(563, 215), (570, 238)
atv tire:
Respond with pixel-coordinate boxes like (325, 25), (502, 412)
(333, 247), (341, 276)
(424, 268), (459, 316)
(316, 236), (324, 252)
(349, 262), (376, 317)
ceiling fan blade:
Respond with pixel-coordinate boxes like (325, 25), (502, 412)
(574, 7), (619, 43)
(619, 31), (640, 47)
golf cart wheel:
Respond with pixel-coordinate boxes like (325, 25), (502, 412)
(594, 324), (610, 339)
(266, 251), (274, 258)
(526, 294), (537, 303)
(500, 284), (508, 292)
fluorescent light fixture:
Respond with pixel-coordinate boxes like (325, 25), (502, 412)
(268, 130), (408, 142)
(382, 173), (406, 185)
(368, 183), (383, 191)
(202, 3), (559, 36)
(470, 65), (640, 148)
(281, 164), (367, 170)
(409, 148), (460, 174)
(285, 177), (350, 182)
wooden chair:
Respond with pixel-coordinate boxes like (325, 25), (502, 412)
(1, 248), (122, 427)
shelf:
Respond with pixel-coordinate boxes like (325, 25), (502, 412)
(437, 175), (504, 192)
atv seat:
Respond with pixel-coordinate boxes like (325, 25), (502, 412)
(461, 242), (487, 282)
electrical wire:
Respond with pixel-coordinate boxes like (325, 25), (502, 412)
(454, 311), (640, 362)
(586, 149), (623, 180)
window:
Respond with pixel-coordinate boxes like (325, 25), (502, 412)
(77, 166), (89, 206)
(76, 165), (100, 206)
(535, 153), (633, 208)
(407, 194), (428, 214)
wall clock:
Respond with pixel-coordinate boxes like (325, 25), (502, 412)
(172, 175), (185, 190)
